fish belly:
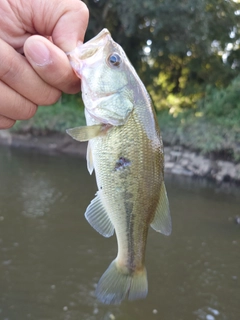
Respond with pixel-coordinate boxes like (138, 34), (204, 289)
(92, 112), (163, 269)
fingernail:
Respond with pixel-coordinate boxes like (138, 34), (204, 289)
(25, 41), (52, 67)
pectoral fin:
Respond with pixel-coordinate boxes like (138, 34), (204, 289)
(85, 192), (114, 237)
(66, 124), (104, 142)
(150, 182), (172, 236)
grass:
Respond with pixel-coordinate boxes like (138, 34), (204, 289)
(12, 94), (86, 135)
(158, 110), (240, 162)
(12, 87), (240, 162)
(157, 75), (240, 162)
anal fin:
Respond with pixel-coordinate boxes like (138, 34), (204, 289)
(150, 182), (172, 236)
(85, 191), (114, 237)
(86, 143), (94, 175)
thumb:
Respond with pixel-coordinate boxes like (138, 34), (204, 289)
(24, 35), (81, 94)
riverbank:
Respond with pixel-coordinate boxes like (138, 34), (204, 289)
(0, 129), (239, 184)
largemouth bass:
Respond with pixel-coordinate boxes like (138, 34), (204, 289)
(66, 29), (171, 305)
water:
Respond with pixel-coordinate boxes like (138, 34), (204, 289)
(0, 146), (239, 320)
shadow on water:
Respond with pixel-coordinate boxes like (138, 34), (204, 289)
(0, 146), (239, 320)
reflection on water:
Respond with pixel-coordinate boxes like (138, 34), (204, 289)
(0, 146), (239, 320)
(21, 175), (61, 218)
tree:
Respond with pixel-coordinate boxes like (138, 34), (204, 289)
(82, 0), (240, 109)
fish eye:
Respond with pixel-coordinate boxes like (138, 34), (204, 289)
(108, 53), (121, 66)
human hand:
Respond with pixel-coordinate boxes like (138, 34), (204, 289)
(0, 0), (89, 129)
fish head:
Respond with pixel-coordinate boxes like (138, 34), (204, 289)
(67, 29), (135, 125)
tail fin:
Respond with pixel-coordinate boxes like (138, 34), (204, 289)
(95, 259), (148, 305)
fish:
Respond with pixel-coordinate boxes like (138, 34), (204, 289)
(66, 28), (172, 305)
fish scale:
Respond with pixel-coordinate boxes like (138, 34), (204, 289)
(92, 111), (160, 268)
(66, 28), (171, 304)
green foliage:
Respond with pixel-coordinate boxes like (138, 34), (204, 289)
(83, 0), (240, 94)
(199, 75), (240, 121)
(12, 0), (240, 162)
(12, 94), (85, 134)
(12, 84), (240, 161)
(158, 111), (240, 162)
(158, 75), (240, 161)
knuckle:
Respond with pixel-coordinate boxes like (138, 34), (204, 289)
(12, 94), (38, 120)
(57, 72), (81, 94)
(22, 103), (38, 120)
(39, 88), (61, 105)
(79, 1), (89, 18)
(0, 117), (15, 129)
(0, 55), (15, 80)
(64, 80), (81, 94)
(0, 46), (25, 81)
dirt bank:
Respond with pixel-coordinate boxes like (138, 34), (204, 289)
(0, 130), (239, 184)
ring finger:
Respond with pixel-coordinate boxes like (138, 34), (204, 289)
(0, 80), (37, 121)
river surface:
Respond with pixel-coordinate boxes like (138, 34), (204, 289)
(0, 146), (239, 320)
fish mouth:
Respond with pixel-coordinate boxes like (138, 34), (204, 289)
(67, 28), (112, 78)
(67, 29), (111, 61)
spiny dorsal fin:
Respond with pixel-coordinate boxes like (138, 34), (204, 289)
(150, 182), (172, 236)
(85, 192), (114, 237)
(66, 124), (104, 142)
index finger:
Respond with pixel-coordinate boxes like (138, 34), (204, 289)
(21, 0), (89, 52)
(50, 0), (89, 51)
